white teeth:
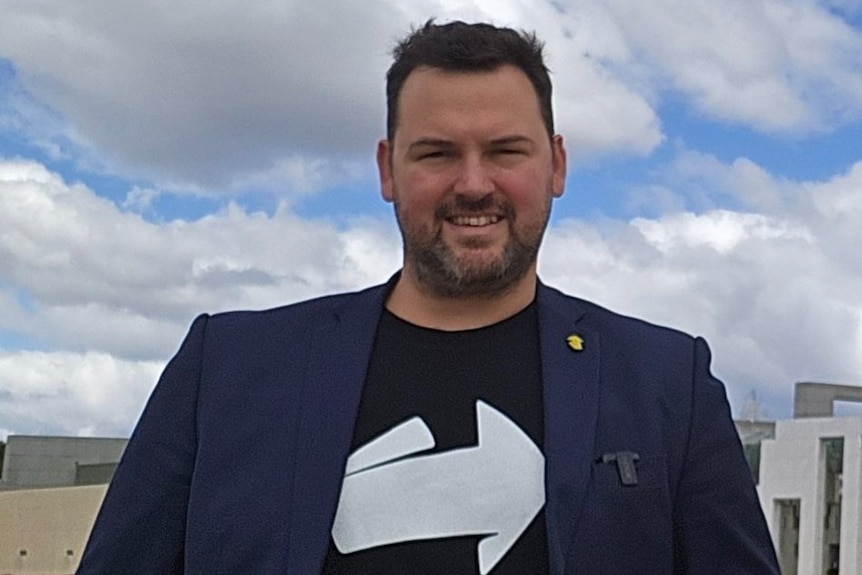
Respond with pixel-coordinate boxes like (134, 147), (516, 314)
(450, 215), (500, 226)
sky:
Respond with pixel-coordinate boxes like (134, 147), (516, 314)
(1, 0), (861, 439)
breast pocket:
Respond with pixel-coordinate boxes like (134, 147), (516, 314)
(569, 454), (673, 573)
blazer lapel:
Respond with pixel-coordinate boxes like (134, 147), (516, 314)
(286, 282), (390, 575)
(537, 284), (600, 575)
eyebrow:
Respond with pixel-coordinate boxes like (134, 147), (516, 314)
(489, 135), (534, 147)
(406, 139), (456, 153)
(406, 135), (535, 153)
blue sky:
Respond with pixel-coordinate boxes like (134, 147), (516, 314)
(1, 0), (862, 437)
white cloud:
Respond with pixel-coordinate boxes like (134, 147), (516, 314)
(0, 159), (400, 362)
(0, 0), (401, 189)
(662, 151), (787, 212)
(1, 0), (860, 191)
(0, 1), (861, 435)
(1, 151), (862, 433)
(0, 350), (163, 439)
(553, 56), (664, 159)
(808, 161), (862, 219)
(632, 210), (812, 255)
(0, 0), (664, 189)
(598, 0), (862, 132)
(541, 156), (862, 416)
(0, 158), (403, 436)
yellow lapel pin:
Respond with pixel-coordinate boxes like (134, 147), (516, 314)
(566, 334), (584, 351)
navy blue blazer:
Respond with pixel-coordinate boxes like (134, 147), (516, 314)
(78, 280), (779, 574)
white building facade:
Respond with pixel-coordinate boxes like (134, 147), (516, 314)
(757, 416), (861, 575)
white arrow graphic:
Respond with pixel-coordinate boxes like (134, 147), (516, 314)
(332, 401), (545, 575)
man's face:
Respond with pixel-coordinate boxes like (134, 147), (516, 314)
(378, 64), (566, 298)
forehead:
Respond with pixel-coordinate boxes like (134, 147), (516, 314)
(393, 65), (545, 142)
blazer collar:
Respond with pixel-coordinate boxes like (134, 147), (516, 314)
(537, 283), (600, 575)
(286, 280), (392, 575)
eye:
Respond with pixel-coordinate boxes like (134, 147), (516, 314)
(491, 148), (528, 164)
(494, 148), (525, 156)
(418, 150), (451, 161)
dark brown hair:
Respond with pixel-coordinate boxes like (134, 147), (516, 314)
(385, 20), (554, 141)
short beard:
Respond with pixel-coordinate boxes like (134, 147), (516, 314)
(395, 194), (551, 299)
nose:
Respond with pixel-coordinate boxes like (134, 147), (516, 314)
(452, 154), (495, 198)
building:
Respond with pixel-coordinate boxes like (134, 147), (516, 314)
(1, 435), (127, 491)
(0, 436), (126, 575)
(0, 484), (107, 575)
(754, 382), (862, 575)
(3, 382), (862, 574)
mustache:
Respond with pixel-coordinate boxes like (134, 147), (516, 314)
(434, 195), (513, 219)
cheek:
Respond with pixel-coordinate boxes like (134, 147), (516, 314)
(394, 172), (449, 210)
(500, 172), (554, 211)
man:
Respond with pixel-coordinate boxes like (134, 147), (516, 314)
(78, 21), (780, 575)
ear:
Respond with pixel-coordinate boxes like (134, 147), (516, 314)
(551, 135), (567, 198)
(377, 139), (395, 203)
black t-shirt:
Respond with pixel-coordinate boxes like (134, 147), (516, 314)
(321, 303), (548, 574)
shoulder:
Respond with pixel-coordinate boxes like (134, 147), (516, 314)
(537, 282), (694, 346)
(216, 286), (378, 322)
(537, 281), (706, 387)
(194, 282), (390, 339)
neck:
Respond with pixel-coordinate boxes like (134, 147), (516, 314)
(385, 266), (538, 331)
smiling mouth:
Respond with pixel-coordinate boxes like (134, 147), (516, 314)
(447, 215), (502, 227)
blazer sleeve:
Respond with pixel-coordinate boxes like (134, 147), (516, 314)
(672, 337), (780, 574)
(76, 314), (208, 575)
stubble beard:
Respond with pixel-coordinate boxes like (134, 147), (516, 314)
(394, 192), (552, 299)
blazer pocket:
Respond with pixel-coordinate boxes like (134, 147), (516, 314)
(591, 453), (668, 493)
(569, 455), (674, 573)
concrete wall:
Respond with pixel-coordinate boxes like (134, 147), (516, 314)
(0, 485), (107, 575)
(73, 463), (118, 486)
(736, 420), (777, 445)
(758, 417), (862, 575)
(794, 382), (862, 418)
(1, 436), (126, 490)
